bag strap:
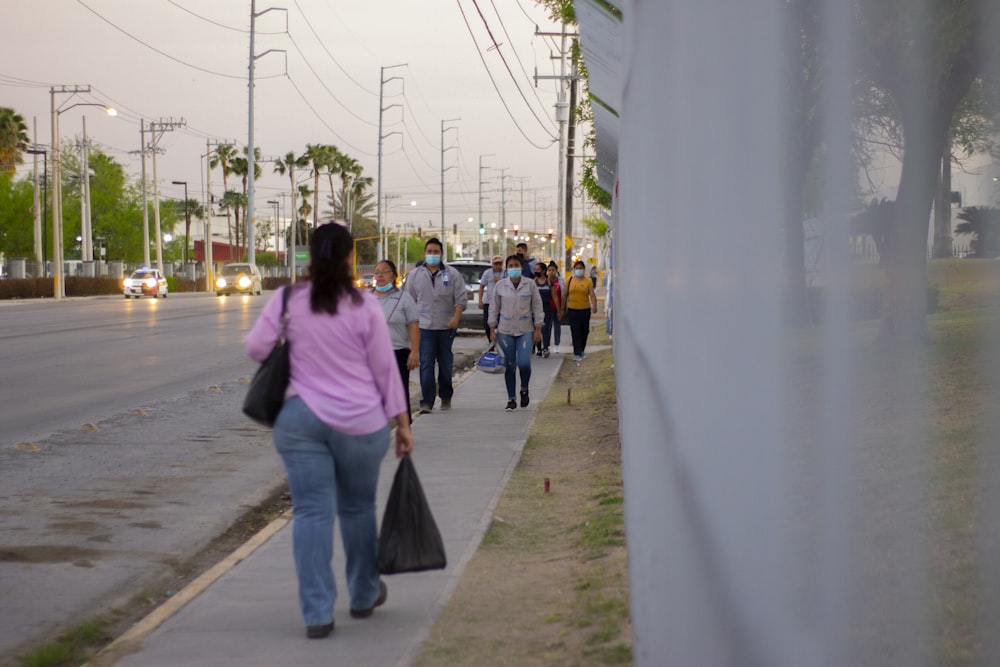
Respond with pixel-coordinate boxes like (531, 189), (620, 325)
(385, 289), (403, 323)
(278, 286), (292, 341)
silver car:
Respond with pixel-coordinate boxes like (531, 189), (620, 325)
(216, 263), (263, 296)
(449, 260), (492, 331)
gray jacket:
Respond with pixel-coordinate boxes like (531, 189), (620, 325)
(405, 263), (467, 329)
(488, 277), (544, 336)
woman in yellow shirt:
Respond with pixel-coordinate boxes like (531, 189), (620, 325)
(565, 260), (598, 361)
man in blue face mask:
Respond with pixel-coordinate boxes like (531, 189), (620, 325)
(404, 238), (467, 413)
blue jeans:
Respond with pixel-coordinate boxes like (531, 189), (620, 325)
(419, 328), (456, 407)
(273, 396), (390, 626)
(497, 332), (533, 400)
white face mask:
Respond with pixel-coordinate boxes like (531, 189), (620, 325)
(574, 269), (585, 277)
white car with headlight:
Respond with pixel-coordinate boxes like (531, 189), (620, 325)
(216, 263), (263, 296)
(123, 268), (168, 299)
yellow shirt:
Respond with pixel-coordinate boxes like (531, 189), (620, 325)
(566, 276), (591, 310)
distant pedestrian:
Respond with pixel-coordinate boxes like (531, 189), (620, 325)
(548, 261), (564, 353)
(477, 255), (505, 340)
(245, 223), (412, 639)
(590, 264), (598, 288)
(488, 255), (544, 412)
(532, 263), (554, 357)
(372, 259), (419, 424)
(405, 237), (467, 413)
(566, 260), (599, 361)
(515, 241), (538, 277)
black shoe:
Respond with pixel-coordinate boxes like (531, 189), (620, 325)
(418, 404), (432, 415)
(306, 622), (334, 639)
(350, 579), (387, 619)
(520, 389), (530, 408)
(505, 400), (517, 412)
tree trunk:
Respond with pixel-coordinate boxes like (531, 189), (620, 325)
(932, 141), (953, 258)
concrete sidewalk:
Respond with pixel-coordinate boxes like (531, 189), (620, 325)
(96, 352), (568, 667)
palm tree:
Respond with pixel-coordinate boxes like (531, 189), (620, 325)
(303, 144), (334, 228)
(230, 147), (262, 260)
(0, 107), (29, 177)
(955, 206), (1000, 258)
(275, 151), (308, 256)
(218, 190), (245, 260)
(210, 144), (237, 255)
(334, 153), (362, 230)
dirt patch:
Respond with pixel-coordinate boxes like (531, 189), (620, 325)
(415, 336), (631, 666)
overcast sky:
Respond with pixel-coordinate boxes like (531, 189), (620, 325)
(2, 0), (575, 237)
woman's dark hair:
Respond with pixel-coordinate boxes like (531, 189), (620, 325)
(548, 261), (558, 270)
(376, 258), (398, 281)
(308, 223), (362, 315)
(505, 254), (523, 268)
(573, 260), (586, 270)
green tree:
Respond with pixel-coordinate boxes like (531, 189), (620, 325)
(954, 206), (1000, 258)
(210, 144), (237, 258)
(856, 0), (988, 342)
(0, 174), (36, 256)
(0, 107), (29, 177)
(274, 150), (308, 248)
(303, 144), (334, 228)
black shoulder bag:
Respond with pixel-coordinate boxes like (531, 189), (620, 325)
(242, 287), (292, 427)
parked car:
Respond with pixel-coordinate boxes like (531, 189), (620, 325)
(216, 263), (262, 296)
(355, 273), (375, 288)
(123, 268), (168, 299)
(448, 260), (492, 331)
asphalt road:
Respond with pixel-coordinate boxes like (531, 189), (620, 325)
(0, 290), (488, 662)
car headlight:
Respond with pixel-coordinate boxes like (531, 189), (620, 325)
(144, 277), (157, 288)
(216, 277), (227, 289)
(123, 278), (133, 287)
(238, 276), (251, 289)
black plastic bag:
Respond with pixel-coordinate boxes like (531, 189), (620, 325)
(378, 455), (447, 574)
(242, 288), (291, 427)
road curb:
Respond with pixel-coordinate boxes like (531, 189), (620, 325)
(85, 514), (290, 667)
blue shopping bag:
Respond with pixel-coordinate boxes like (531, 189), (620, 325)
(477, 344), (505, 374)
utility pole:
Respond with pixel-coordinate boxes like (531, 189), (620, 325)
(80, 116), (92, 264)
(147, 118), (185, 274)
(377, 64), (406, 259)
(138, 120), (151, 267)
(247, 0), (287, 266)
(479, 154), (494, 260)
(564, 58), (579, 269)
(171, 180), (190, 265)
(498, 168), (509, 235)
(441, 118), (459, 260)
(30, 118), (42, 267)
(50, 84), (91, 299)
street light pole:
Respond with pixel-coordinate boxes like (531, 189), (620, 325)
(267, 199), (279, 264)
(171, 180), (189, 265)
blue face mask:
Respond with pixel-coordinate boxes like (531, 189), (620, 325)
(424, 254), (441, 266)
(374, 282), (393, 292)
(507, 268), (522, 279)
(574, 269), (585, 277)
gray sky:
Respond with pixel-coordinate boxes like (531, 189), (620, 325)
(2, 0), (574, 237)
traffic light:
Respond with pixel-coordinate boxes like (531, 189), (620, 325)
(547, 228), (554, 244)
(513, 225), (519, 240)
(453, 223), (458, 235)
(479, 223), (485, 235)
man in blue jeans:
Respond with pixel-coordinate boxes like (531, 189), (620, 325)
(405, 237), (467, 413)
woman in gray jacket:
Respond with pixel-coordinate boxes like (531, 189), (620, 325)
(488, 255), (544, 411)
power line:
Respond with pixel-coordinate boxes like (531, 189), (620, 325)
(283, 73), (375, 156)
(74, 0), (281, 81)
(455, 0), (555, 150)
(165, 0), (281, 34)
(488, 0), (557, 132)
(292, 0), (379, 97)
(470, 0), (556, 140)
(286, 30), (378, 127)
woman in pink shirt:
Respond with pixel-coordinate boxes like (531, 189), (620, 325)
(246, 223), (413, 639)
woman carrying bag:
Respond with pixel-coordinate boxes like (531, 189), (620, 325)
(245, 223), (413, 639)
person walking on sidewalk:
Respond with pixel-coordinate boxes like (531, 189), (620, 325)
(548, 261), (564, 353)
(477, 255), (504, 340)
(566, 259), (599, 361)
(372, 259), (419, 424)
(532, 263), (554, 358)
(245, 223), (413, 640)
(405, 237), (466, 413)
(488, 255), (544, 412)
(515, 241), (538, 277)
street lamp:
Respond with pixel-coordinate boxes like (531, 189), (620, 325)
(171, 180), (190, 264)
(50, 91), (116, 298)
(25, 146), (48, 271)
(267, 200), (279, 264)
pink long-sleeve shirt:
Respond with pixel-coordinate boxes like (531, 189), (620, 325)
(245, 284), (407, 435)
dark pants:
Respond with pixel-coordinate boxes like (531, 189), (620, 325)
(393, 348), (412, 424)
(482, 303), (491, 339)
(535, 308), (554, 353)
(567, 308), (592, 356)
(418, 328), (456, 408)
